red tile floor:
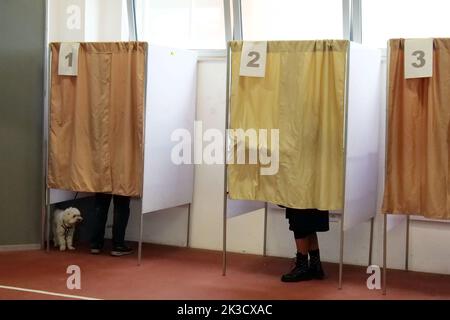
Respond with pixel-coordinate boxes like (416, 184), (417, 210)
(0, 243), (449, 300)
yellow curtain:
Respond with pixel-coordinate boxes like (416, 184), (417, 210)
(48, 42), (146, 197)
(228, 40), (348, 210)
(383, 39), (450, 219)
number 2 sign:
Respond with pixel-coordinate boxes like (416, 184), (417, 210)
(404, 38), (433, 79)
(58, 43), (80, 76)
(239, 41), (267, 78)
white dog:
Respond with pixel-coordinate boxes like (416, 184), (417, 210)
(53, 207), (83, 251)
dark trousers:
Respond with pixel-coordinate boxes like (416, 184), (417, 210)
(91, 193), (130, 248)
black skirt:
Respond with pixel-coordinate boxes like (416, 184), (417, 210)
(286, 208), (330, 239)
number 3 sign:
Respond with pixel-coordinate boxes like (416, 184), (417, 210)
(58, 43), (80, 76)
(239, 41), (267, 78)
(404, 38), (433, 79)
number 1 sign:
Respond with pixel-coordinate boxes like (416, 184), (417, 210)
(404, 38), (433, 79)
(58, 43), (80, 76)
(239, 41), (267, 78)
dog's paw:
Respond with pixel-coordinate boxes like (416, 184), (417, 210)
(59, 246), (66, 251)
(68, 246), (75, 250)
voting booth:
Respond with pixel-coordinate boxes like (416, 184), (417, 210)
(43, 42), (197, 264)
(381, 38), (450, 294)
(222, 40), (382, 289)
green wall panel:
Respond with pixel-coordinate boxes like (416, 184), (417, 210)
(0, 0), (45, 245)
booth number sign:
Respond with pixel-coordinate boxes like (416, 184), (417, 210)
(58, 43), (80, 76)
(404, 38), (433, 79)
(240, 41), (267, 78)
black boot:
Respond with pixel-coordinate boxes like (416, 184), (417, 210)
(309, 249), (325, 280)
(281, 252), (312, 283)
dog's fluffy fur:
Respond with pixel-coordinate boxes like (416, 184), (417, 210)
(53, 207), (83, 251)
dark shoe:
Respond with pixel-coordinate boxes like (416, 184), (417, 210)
(308, 249), (325, 280)
(90, 245), (103, 255)
(281, 266), (312, 282)
(309, 263), (325, 280)
(281, 253), (312, 283)
(90, 248), (102, 255)
(111, 245), (133, 257)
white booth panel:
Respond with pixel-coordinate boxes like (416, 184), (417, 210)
(227, 198), (265, 218)
(142, 46), (197, 214)
(387, 215), (407, 231)
(49, 189), (92, 205)
(344, 43), (382, 231)
(267, 203), (284, 211)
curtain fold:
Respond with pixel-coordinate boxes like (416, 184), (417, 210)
(228, 40), (348, 210)
(48, 42), (146, 197)
(383, 39), (450, 219)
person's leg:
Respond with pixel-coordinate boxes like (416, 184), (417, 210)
(281, 232), (312, 282)
(307, 233), (325, 279)
(308, 233), (319, 251)
(90, 193), (112, 253)
(295, 238), (310, 255)
(111, 195), (132, 256)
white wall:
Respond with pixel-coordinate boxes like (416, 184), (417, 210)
(48, 0), (126, 42)
(48, 0), (85, 42)
(84, 0), (126, 41)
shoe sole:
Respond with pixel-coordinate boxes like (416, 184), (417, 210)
(110, 251), (133, 257)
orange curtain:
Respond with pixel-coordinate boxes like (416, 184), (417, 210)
(383, 39), (450, 219)
(48, 42), (146, 197)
